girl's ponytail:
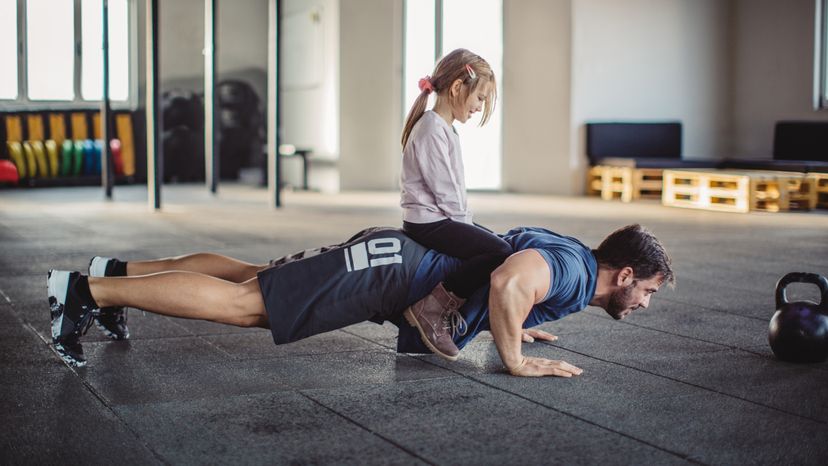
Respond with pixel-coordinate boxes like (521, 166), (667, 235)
(401, 77), (434, 149)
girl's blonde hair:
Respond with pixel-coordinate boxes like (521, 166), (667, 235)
(401, 48), (497, 149)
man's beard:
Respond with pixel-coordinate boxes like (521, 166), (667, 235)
(605, 280), (637, 320)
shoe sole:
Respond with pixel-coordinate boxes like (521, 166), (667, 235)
(94, 318), (129, 340)
(403, 308), (459, 362)
(47, 270), (87, 367)
(53, 342), (87, 367)
(47, 270), (70, 343)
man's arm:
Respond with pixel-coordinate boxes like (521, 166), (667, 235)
(488, 249), (583, 378)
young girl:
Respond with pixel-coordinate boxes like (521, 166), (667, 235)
(400, 48), (512, 361)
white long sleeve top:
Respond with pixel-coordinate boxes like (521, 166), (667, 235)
(400, 110), (472, 224)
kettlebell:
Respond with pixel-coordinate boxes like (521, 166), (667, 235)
(768, 272), (828, 363)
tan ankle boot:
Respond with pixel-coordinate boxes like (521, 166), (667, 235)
(403, 282), (467, 361)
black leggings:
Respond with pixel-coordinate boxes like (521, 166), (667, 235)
(403, 219), (512, 298)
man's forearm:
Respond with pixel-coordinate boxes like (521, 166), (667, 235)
(488, 275), (534, 371)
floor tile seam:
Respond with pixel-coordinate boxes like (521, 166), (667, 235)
(195, 333), (235, 359)
(737, 346), (828, 372)
(459, 375), (704, 465)
(388, 353), (704, 463)
(573, 311), (757, 352)
(0, 287), (15, 305)
(104, 373), (460, 410)
(220, 347), (398, 363)
(297, 391), (436, 466)
(338, 328), (401, 351)
(676, 254), (828, 271)
(21, 322), (171, 465)
(653, 296), (769, 322)
(542, 342), (828, 425)
(667, 275), (778, 296)
(341, 319), (808, 424)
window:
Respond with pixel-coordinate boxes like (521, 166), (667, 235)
(0, 0), (18, 100)
(0, 0), (134, 107)
(403, 0), (435, 121)
(403, 0), (503, 190)
(27, 0), (75, 101)
(441, 0), (502, 190)
(81, 0), (130, 101)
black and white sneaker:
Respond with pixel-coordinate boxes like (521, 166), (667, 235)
(88, 256), (129, 340)
(47, 270), (98, 367)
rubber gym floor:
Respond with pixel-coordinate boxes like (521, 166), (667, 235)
(1, 184), (827, 465)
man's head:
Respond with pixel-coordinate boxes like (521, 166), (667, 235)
(593, 224), (675, 320)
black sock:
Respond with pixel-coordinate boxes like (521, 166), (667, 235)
(109, 260), (128, 277)
(74, 275), (99, 309)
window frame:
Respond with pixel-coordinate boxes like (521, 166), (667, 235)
(816, 0), (827, 110)
(0, 0), (138, 111)
(402, 0), (504, 190)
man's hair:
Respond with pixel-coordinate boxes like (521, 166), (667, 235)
(593, 224), (675, 286)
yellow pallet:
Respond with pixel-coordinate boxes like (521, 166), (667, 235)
(662, 170), (815, 213)
(811, 173), (828, 209)
(586, 165), (663, 203)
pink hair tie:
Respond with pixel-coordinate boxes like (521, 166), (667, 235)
(418, 76), (434, 94)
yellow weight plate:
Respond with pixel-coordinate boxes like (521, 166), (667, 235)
(22, 141), (37, 178)
(45, 140), (59, 177)
(6, 141), (26, 178)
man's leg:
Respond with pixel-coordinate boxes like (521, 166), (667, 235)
(88, 253), (268, 340)
(48, 269), (268, 367)
(90, 273), (269, 328)
(107, 253), (268, 283)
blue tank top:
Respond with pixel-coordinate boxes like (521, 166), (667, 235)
(395, 227), (598, 354)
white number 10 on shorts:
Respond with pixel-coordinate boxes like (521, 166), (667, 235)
(344, 238), (403, 272)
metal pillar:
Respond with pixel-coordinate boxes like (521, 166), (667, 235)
(101, 0), (113, 199)
(146, 0), (161, 210)
(267, 0), (282, 207)
(205, 0), (218, 193)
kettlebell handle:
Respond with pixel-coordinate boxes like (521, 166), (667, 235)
(775, 272), (828, 308)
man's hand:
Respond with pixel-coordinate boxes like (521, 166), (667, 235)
(508, 357), (583, 378)
(522, 329), (558, 343)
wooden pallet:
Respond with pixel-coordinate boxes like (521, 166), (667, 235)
(586, 165), (663, 203)
(662, 170), (815, 213)
(811, 173), (828, 209)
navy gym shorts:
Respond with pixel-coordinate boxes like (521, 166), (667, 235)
(257, 227), (429, 345)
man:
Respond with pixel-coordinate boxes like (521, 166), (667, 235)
(47, 224), (674, 376)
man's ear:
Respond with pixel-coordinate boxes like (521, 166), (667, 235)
(616, 267), (634, 286)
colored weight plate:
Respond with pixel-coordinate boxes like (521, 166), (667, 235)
(116, 114), (135, 176)
(110, 139), (124, 176)
(0, 159), (19, 183)
(22, 142), (37, 178)
(82, 140), (96, 175)
(30, 140), (50, 178)
(72, 140), (84, 176)
(92, 140), (103, 175)
(44, 140), (59, 177)
(60, 140), (73, 176)
(7, 141), (26, 178)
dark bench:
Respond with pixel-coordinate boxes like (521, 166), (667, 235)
(584, 120), (828, 204)
(586, 121), (718, 169)
(586, 120), (828, 173)
(720, 121), (828, 173)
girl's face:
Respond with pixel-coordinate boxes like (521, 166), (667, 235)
(453, 79), (492, 124)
